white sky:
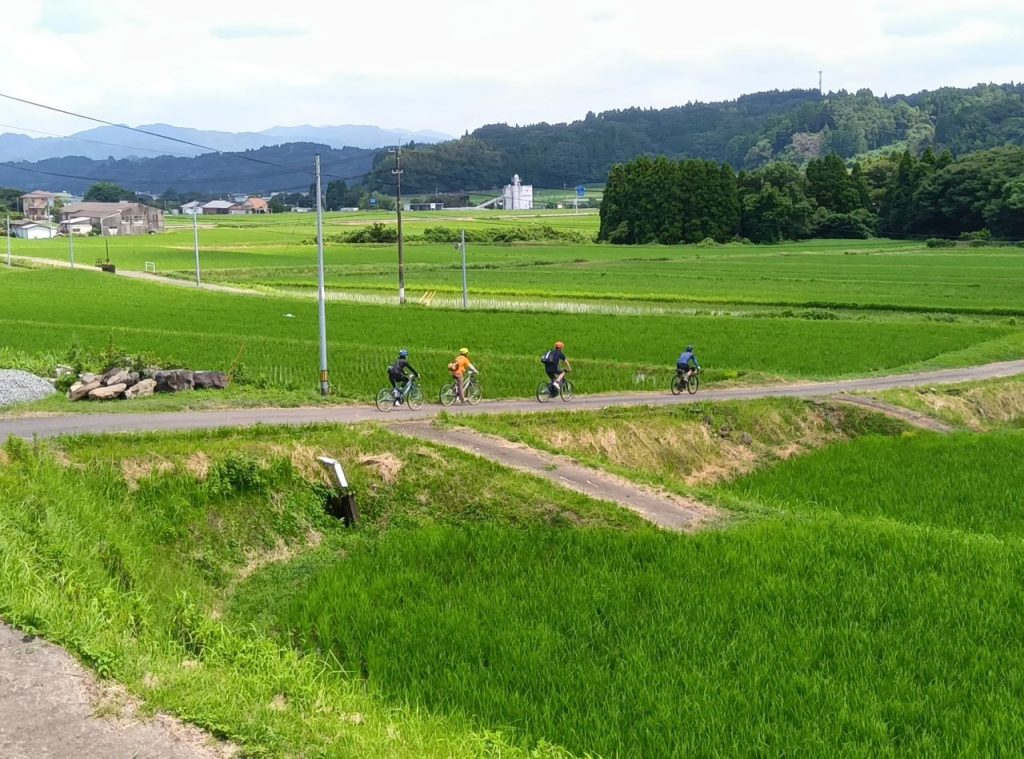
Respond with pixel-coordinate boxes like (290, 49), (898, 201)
(1, 0), (1022, 137)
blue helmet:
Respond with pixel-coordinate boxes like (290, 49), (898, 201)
(398, 349), (409, 358)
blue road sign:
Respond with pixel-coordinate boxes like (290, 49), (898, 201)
(576, 185), (586, 197)
(369, 197), (378, 206)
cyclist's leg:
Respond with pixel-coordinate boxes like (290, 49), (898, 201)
(456, 374), (465, 401)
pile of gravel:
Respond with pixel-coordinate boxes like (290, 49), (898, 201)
(0, 369), (57, 408)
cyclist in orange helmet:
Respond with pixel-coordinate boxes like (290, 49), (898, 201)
(540, 340), (572, 397)
(447, 347), (478, 403)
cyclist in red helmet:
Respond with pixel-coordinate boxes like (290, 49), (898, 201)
(541, 340), (572, 396)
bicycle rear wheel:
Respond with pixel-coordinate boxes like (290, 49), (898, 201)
(439, 383), (457, 406)
(407, 384), (424, 410)
(671, 373), (685, 395)
(687, 374), (700, 394)
(559, 379), (574, 401)
(375, 388), (395, 412)
(536, 381), (553, 403)
(466, 380), (482, 405)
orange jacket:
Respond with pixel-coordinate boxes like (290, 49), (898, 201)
(451, 355), (473, 376)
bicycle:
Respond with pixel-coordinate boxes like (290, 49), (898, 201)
(375, 377), (424, 411)
(671, 366), (700, 395)
(536, 375), (574, 403)
(440, 371), (481, 406)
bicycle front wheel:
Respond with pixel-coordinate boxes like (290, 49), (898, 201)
(439, 383), (457, 406)
(687, 374), (700, 394)
(466, 380), (482, 405)
(671, 374), (685, 395)
(559, 379), (574, 402)
(407, 384), (424, 410)
(375, 388), (395, 412)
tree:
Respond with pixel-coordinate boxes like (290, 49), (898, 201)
(84, 182), (136, 202)
(0, 187), (23, 213)
(268, 196), (286, 213)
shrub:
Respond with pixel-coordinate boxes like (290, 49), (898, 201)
(926, 238), (956, 248)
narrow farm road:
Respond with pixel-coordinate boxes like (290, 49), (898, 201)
(826, 395), (954, 433)
(2, 359), (1022, 441)
(0, 622), (235, 759)
(395, 422), (717, 530)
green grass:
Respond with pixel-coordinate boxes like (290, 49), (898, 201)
(1, 269), (1016, 409)
(5, 413), (1024, 756)
(0, 425), (637, 757)
(722, 430), (1024, 537)
(243, 514), (1024, 758)
(14, 222), (1024, 315)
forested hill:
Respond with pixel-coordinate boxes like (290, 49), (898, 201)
(0, 143), (375, 196)
(375, 82), (1024, 193)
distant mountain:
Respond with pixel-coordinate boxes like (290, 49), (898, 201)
(0, 142), (376, 195)
(370, 82), (1024, 193)
(0, 123), (450, 163)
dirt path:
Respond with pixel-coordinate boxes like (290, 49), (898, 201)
(396, 422), (717, 530)
(0, 622), (234, 759)
(827, 395), (954, 433)
(2, 359), (1022, 441)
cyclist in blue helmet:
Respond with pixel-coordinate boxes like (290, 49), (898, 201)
(387, 349), (419, 404)
(676, 345), (700, 382)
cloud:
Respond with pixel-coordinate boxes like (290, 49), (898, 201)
(211, 24), (306, 40)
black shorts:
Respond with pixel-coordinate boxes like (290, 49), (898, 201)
(545, 368), (560, 381)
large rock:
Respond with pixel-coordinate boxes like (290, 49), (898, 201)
(68, 380), (101, 401)
(88, 383), (127, 400)
(79, 373), (100, 385)
(103, 369), (132, 387)
(154, 370), (194, 393)
(125, 378), (157, 399)
(100, 367), (124, 385)
(193, 371), (229, 390)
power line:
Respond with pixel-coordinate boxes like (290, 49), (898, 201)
(0, 123), (198, 159)
(0, 91), (283, 168)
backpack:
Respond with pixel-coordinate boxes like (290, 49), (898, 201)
(540, 350), (553, 365)
(447, 361), (458, 372)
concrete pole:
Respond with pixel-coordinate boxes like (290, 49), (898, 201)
(68, 224), (75, 269)
(461, 228), (468, 309)
(192, 209), (201, 287)
(5, 214), (10, 267)
(315, 154), (330, 396)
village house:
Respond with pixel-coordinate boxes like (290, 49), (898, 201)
(201, 200), (235, 215)
(19, 190), (74, 221)
(180, 200), (203, 215)
(58, 202), (164, 235)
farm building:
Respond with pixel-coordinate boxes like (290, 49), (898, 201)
(58, 202), (164, 235)
(240, 196), (269, 213)
(202, 200), (235, 215)
(180, 201), (203, 215)
(59, 217), (93, 236)
(10, 219), (58, 239)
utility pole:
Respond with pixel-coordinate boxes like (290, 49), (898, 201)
(818, 70), (823, 97)
(390, 145), (406, 304)
(5, 214), (10, 267)
(460, 228), (468, 309)
(192, 209), (201, 287)
(315, 154), (330, 396)
(68, 223), (75, 269)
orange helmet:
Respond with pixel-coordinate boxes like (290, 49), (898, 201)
(554, 341), (564, 349)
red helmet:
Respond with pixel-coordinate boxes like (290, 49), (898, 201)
(554, 341), (565, 349)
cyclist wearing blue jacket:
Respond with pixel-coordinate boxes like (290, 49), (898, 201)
(676, 345), (700, 381)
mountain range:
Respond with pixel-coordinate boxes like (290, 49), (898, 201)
(0, 123), (451, 163)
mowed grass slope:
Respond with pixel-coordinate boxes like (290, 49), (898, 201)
(1, 269), (1019, 403)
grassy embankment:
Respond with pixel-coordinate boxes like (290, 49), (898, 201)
(0, 424), (638, 757)
(3, 393), (1024, 755)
